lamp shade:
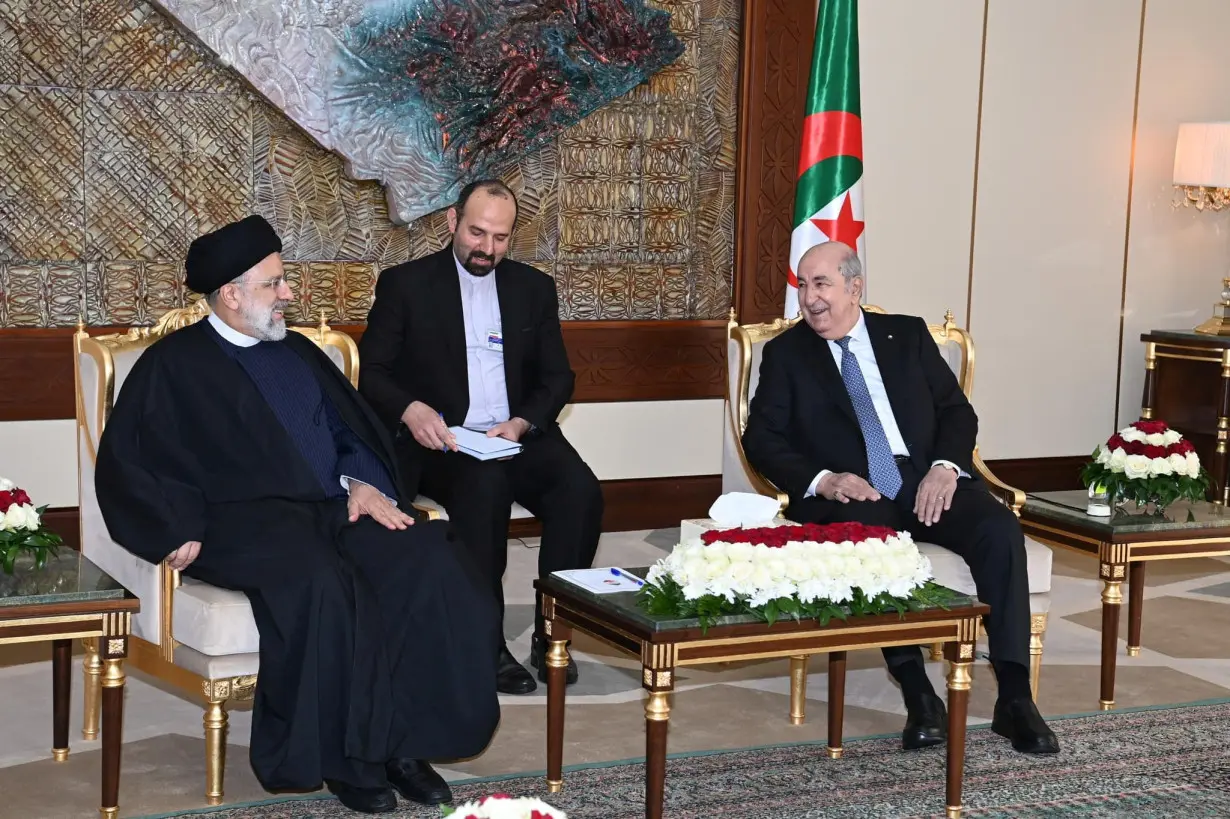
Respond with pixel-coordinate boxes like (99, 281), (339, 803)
(1174, 122), (1230, 188)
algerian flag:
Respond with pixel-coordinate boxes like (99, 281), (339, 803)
(786, 0), (865, 319)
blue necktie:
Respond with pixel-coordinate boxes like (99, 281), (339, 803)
(835, 336), (902, 500)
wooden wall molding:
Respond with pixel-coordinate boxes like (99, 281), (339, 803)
(52, 474), (723, 549)
(733, 0), (816, 325)
(0, 320), (728, 422)
(984, 456), (1086, 493)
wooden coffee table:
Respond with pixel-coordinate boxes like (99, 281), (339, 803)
(1021, 489), (1230, 710)
(535, 571), (989, 819)
(0, 551), (139, 818)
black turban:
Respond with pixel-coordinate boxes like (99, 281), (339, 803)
(185, 215), (283, 294)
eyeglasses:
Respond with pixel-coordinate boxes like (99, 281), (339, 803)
(234, 276), (287, 291)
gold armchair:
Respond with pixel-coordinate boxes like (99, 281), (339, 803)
(73, 302), (435, 805)
(723, 306), (1051, 704)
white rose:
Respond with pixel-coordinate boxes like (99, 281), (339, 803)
(1163, 429), (1182, 445)
(728, 560), (754, 583)
(1168, 453), (1189, 476)
(1145, 433), (1166, 446)
(1107, 447), (1128, 472)
(725, 541), (754, 562)
(0, 477), (12, 492)
(705, 554), (731, 580)
(3, 504), (28, 532)
(1123, 454), (1151, 480)
(1149, 457), (1172, 477)
(764, 557), (788, 581)
(1096, 444), (1111, 465)
(1186, 452), (1201, 476)
(1121, 427), (1146, 443)
(704, 542), (728, 560)
(22, 504), (39, 531)
(785, 557), (812, 583)
(751, 564), (773, 588)
(681, 556), (708, 582)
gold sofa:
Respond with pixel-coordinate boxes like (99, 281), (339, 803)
(721, 307), (1052, 700)
(73, 302), (435, 804)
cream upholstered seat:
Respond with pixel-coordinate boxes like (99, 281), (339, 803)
(719, 306), (1052, 700)
(74, 302), (438, 804)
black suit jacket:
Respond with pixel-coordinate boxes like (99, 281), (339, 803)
(358, 247), (575, 496)
(742, 310), (978, 511)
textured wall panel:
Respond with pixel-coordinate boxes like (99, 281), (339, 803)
(0, 0), (736, 327)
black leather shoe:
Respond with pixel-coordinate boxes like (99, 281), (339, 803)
(386, 758), (452, 805)
(325, 780), (397, 813)
(529, 635), (579, 685)
(992, 697), (1060, 753)
(497, 645), (537, 694)
(902, 692), (948, 750)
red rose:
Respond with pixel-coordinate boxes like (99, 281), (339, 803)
(1106, 434), (1126, 451)
(1174, 440), (1195, 455)
(0, 491), (11, 513)
(1143, 445), (1166, 459)
(12, 489), (30, 506)
(1122, 440), (1146, 456)
(1132, 420), (1168, 435)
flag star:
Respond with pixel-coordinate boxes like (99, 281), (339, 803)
(810, 191), (865, 249)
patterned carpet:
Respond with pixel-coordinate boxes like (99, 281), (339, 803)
(138, 700), (1230, 819)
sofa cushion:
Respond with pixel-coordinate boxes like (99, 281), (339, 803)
(173, 578), (260, 656)
(919, 536), (1052, 595)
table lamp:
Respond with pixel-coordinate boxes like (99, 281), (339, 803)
(1173, 121), (1230, 335)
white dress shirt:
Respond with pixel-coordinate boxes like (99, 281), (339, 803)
(455, 255), (511, 431)
(208, 312), (394, 504)
(805, 310), (963, 498)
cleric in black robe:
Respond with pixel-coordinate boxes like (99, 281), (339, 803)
(94, 216), (501, 814)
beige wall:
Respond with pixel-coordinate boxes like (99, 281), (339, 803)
(0, 401), (725, 509)
(859, 0), (1230, 459)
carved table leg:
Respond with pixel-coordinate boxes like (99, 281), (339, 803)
(827, 651), (847, 759)
(789, 655), (807, 725)
(545, 621), (572, 795)
(1127, 562), (1145, 656)
(945, 642), (973, 819)
(645, 691), (671, 819)
(82, 637), (102, 741)
(100, 657), (126, 819)
(52, 639), (71, 761)
(1101, 579), (1123, 710)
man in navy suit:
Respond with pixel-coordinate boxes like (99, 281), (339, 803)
(743, 241), (1058, 755)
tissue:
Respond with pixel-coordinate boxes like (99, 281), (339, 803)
(708, 492), (782, 528)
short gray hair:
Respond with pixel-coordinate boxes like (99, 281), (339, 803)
(205, 272), (247, 308)
(838, 250), (863, 289)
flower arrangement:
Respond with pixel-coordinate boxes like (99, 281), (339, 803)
(0, 477), (63, 575)
(1081, 420), (1210, 509)
(637, 522), (952, 630)
(443, 794), (566, 819)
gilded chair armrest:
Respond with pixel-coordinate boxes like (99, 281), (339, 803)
(158, 560), (182, 662)
(411, 502), (441, 521)
(972, 446), (1025, 515)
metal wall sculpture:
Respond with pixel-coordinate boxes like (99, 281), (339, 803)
(154, 0), (684, 225)
(0, 0), (738, 327)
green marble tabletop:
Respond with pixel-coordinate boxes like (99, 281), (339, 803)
(539, 566), (977, 634)
(1025, 489), (1230, 534)
(0, 551), (129, 608)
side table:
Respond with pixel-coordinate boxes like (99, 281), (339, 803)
(0, 551), (140, 818)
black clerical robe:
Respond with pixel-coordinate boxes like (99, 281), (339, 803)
(94, 320), (500, 791)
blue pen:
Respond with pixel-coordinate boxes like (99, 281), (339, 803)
(610, 567), (644, 587)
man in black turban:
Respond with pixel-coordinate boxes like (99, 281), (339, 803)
(94, 216), (501, 813)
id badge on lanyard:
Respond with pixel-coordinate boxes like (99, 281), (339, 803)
(486, 328), (503, 353)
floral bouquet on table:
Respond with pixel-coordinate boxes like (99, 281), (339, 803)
(443, 794), (566, 818)
(637, 521), (953, 630)
(0, 477), (63, 575)
(1081, 420), (1210, 509)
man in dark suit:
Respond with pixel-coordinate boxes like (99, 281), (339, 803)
(359, 179), (603, 695)
(743, 241), (1058, 754)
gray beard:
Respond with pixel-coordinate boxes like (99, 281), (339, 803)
(239, 300), (288, 341)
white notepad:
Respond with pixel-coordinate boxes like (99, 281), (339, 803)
(449, 426), (523, 461)
(553, 567), (646, 594)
